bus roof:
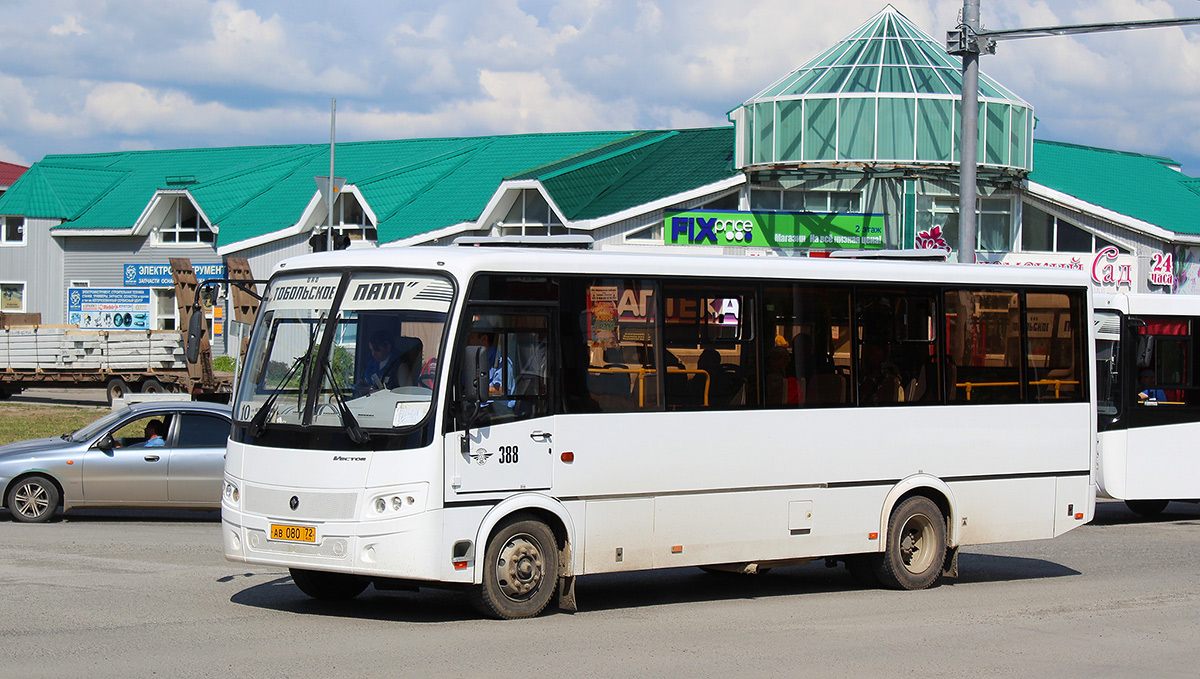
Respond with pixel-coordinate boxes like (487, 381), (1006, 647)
(272, 246), (1093, 289)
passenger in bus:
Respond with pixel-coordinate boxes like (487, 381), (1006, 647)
(1138, 369), (1167, 403)
(356, 332), (422, 395)
(357, 331), (398, 394)
(858, 341), (901, 405)
(468, 329), (515, 410)
(766, 345), (800, 405)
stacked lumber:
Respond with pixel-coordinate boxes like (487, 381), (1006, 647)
(0, 327), (186, 371)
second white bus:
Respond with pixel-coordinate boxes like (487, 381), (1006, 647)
(220, 248), (1096, 618)
(1095, 292), (1200, 516)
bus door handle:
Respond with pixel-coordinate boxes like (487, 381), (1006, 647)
(530, 431), (552, 443)
(144, 455), (161, 462)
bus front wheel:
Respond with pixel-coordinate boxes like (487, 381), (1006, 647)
(875, 496), (946, 590)
(472, 516), (559, 619)
(289, 568), (368, 600)
(1125, 499), (1169, 517)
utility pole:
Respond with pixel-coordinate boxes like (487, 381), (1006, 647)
(328, 98), (336, 252)
(947, 2), (1200, 265)
(957, 0), (981, 264)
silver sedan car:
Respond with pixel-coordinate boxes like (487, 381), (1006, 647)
(1, 401), (232, 522)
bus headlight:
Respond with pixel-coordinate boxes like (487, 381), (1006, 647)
(223, 481), (240, 506)
(365, 483), (429, 520)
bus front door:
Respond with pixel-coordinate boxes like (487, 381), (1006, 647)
(446, 309), (554, 495)
(448, 419), (554, 494)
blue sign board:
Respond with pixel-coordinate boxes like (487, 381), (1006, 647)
(123, 262), (225, 287)
(68, 288), (153, 329)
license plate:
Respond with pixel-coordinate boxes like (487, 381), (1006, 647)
(270, 523), (316, 543)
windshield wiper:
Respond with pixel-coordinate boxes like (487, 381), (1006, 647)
(319, 352), (369, 444)
(247, 351), (309, 438)
(248, 315), (324, 438)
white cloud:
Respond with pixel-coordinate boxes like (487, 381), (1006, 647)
(0, 143), (30, 166)
(3, 0), (1200, 173)
(49, 14), (87, 37)
(348, 69), (640, 139)
(80, 82), (323, 136)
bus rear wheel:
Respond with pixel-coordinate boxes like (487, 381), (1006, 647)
(875, 496), (946, 590)
(289, 568), (368, 600)
(1125, 499), (1169, 517)
(471, 516), (558, 619)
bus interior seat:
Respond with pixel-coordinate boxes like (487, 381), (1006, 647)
(387, 336), (423, 387)
(806, 372), (846, 405)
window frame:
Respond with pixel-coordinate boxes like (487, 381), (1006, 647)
(0, 216), (25, 246)
(155, 198), (215, 246)
(0, 281), (26, 312)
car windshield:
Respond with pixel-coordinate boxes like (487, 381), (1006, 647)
(68, 407), (133, 442)
(234, 270), (452, 432)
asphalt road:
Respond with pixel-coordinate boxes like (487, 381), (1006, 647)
(1, 500), (1198, 678)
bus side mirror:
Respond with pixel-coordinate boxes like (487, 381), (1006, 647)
(462, 345), (489, 403)
(185, 304), (206, 364)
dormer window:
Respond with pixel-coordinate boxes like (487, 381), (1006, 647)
(500, 189), (566, 236)
(323, 193), (376, 243)
(156, 198), (214, 244)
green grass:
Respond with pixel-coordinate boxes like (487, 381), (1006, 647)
(0, 404), (108, 446)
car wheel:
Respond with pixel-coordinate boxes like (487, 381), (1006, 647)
(7, 475), (59, 523)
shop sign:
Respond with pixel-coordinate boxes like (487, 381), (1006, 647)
(977, 247), (1137, 290)
(68, 288), (152, 329)
(1149, 252), (1174, 287)
(123, 262), (226, 287)
(664, 210), (884, 249)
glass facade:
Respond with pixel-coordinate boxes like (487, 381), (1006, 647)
(735, 6), (1032, 172)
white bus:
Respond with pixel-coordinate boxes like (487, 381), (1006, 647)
(1095, 292), (1200, 516)
(220, 248), (1096, 618)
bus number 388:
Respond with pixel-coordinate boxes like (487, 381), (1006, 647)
(498, 446), (519, 464)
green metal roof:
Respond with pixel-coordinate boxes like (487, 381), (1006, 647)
(1029, 140), (1200, 236)
(512, 128), (737, 220)
(0, 129), (739, 247)
(735, 4), (1032, 172)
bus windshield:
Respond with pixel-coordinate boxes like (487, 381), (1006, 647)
(234, 270), (453, 432)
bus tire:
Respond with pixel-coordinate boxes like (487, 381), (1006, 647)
(105, 378), (131, 406)
(289, 568), (368, 600)
(1125, 499), (1169, 517)
(472, 516), (558, 619)
(874, 496), (946, 590)
(7, 474), (60, 523)
(140, 378), (166, 394)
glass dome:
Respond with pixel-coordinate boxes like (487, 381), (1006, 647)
(732, 4), (1032, 172)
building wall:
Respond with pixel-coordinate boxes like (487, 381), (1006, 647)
(0, 218), (64, 321)
(232, 232), (313, 282)
(61, 235), (218, 325)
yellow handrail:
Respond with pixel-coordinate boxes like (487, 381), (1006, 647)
(586, 366), (710, 407)
(956, 379), (1080, 400)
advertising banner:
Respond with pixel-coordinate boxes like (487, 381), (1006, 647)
(664, 210), (885, 249)
(68, 288), (152, 329)
(123, 262), (225, 287)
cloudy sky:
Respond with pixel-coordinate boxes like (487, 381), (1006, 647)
(3, 0), (1200, 173)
